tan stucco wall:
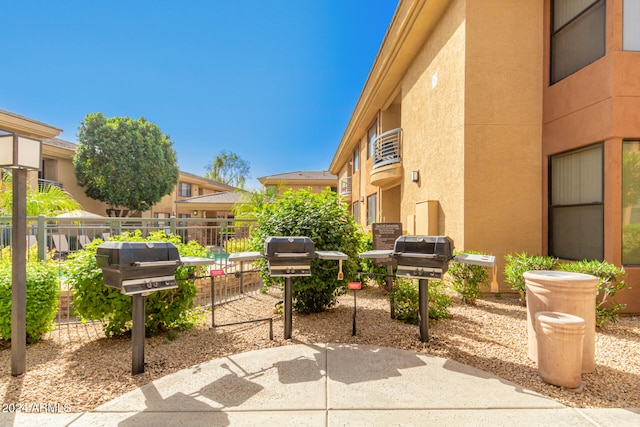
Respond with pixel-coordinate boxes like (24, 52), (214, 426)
(54, 156), (108, 215)
(464, 0), (544, 262)
(400, 0), (466, 245)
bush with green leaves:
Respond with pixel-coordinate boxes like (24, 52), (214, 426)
(0, 258), (59, 343)
(447, 250), (490, 305)
(67, 230), (206, 337)
(557, 260), (627, 327)
(390, 278), (453, 325)
(504, 253), (559, 304)
(504, 253), (627, 326)
(249, 188), (360, 313)
(223, 237), (249, 253)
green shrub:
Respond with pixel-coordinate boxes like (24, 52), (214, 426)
(250, 188), (360, 313)
(0, 258), (60, 343)
(428, 279), (454, 320)
(504, 253), (559, 304)
(224, 237), (249, 253)
(390, 278), (453, 325)
(67, 230), (205, 337)
(447, 250), (490, 305)
(504, 253), (627, 326)
(557, 260), (627, 327)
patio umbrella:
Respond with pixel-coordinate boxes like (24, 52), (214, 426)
(55, 209), (105, 219)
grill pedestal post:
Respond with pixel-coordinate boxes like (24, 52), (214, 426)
(419, 279), (429, 342)
(387, 265), (395, 319)
(132, 294), (146, 375)
(284, 277), (293, 339)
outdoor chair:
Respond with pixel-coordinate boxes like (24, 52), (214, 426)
(50, 234), (70, 259)
(77, 234), (92, 249)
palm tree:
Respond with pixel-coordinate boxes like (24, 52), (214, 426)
(0, 172), (81, 217)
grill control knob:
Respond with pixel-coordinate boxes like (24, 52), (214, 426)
(145, 281), (152, 289)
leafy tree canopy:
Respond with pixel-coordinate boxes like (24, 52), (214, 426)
(73, 113), (179, 216)
(232, 184), (280, 220)
(205, 150), (250, 189)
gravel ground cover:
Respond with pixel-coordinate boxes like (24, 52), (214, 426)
(0, 285), (638, 412)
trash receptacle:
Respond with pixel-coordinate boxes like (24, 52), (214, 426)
(535, 311), (585, 388)
(524, 270), (597, 373)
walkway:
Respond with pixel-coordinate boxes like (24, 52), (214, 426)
(4, 344), (640, 426)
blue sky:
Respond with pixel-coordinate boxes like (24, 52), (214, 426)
(3, 1), (398, 189)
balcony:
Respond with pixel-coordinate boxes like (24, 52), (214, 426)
(370, 128), (402, 188)
(340, 176), (352, 201)
(38, 178), (63, 191)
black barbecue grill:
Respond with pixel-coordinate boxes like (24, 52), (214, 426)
(96, 241), (181, 295)
(264, 236), (315, 277)
(229, 236), (348, 339)
(95, 241), (224, 375)
(359, 234), (496, 343)
(393, 235), (454, 279)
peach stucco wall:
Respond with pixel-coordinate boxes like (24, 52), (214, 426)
(542, 0), (640, 312)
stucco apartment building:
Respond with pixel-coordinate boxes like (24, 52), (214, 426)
(257, 170), (338, 194)
(329, 0), (640, 312)
(1, 108), (239, 220)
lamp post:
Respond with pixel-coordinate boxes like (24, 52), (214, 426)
(0, 133), (42, 376)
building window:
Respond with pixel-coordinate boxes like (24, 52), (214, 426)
(367, 120), (378, 159)
(623, 0), (640, 51)
(549, 144), (603, 261)
(353, 146), (359, 172)
(352, 201), (359, 222)
(178, 182), (192, 197)
(367, 193), (377, 226)
(551, 0), (605, 84)
(622, 141), (640, 264)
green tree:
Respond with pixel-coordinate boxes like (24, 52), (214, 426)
(0, 173), (81, 216)
(205, 150), (250, 189)
(232, 185), (280, 220)
(73, 113), (179, 217)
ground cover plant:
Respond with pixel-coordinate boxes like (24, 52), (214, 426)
(447, 250), (490, 305)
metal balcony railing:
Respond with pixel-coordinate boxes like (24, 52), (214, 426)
(373, 128), (402, 169)
(38, 178), (63, 190)
(340, 176), (352, 195)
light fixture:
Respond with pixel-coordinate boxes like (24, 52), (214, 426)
(411, 170), (420, 182)
(0, 134), (42, 170)
(360, 196), (365, 203)
(2, 133), (43, 377)
(193, 210), (198, 216)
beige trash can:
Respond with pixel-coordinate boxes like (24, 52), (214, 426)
(535, 311), (585, 388)
(524, 270), (597, 373)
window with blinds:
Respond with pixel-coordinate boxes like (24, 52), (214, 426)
(551, 0), (605, 83)
(549, 144), (604, 260)
(367, 193), (377, 226)
(622, 141), (640, 264)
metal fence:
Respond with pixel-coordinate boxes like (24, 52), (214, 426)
(0, 215), (261, 328)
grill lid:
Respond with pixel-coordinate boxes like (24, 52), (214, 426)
(96, 241), (181, 295)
